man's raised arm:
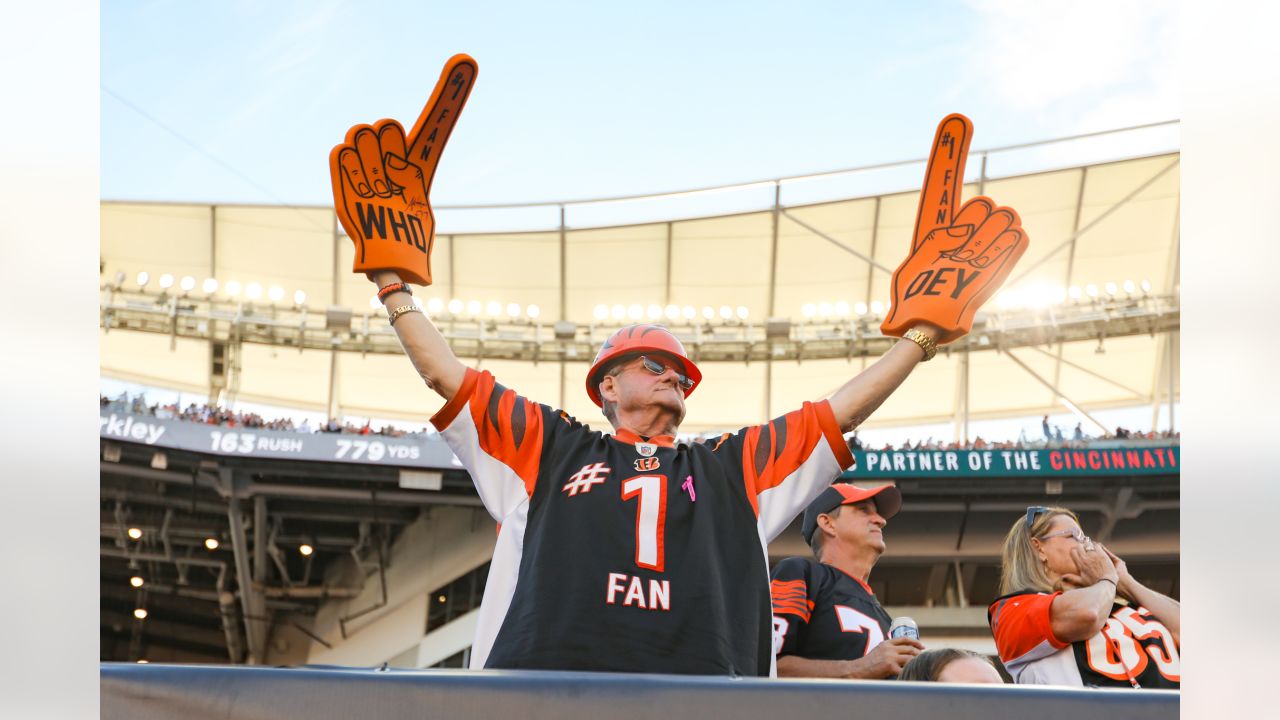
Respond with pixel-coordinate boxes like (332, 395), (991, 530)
(371, 270), (467, 402)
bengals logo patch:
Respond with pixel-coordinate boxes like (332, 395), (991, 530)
(634, 457), (661, 472)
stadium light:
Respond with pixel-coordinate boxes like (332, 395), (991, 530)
(130, 576), (144, 588)
(204, 537), (219, 550)
(426, 297), (443, 314)
(299, 543), (314, 557)
(505, 302), (520, 318)
(114, 270), (127, 288)
(158, 274), (174, 290)
(1085, 284), (1099, 298)
(854, 302), (868, 316)
(647, 304), (663, 320)
(447, 299), (463, 314)
(225, 280), (241, 297)
(736, 306), (749, 320)
(1068, 285), (1082, 300)
(1140, 279), (1152, 294)
(1123, 279), (1136, 294)
(202, 278), (219, 294)
(294, 289), (308, 306)
(127, 527), (142, 540)
(593, 304), (609, 321)
(180, 276), (196, 292)
(1104, 281), (1118, 297)
(369, 295), (381, 310)
(466, 300), (482, 316)
(870, 301), (885, 315)
(268, 286), (285, 302)
(136, 271), (150, 288)
(482, 301), (499, 317)
(701, 306), (715, 320)
(527, 304), (541, 319)
(818, 302), (833, 318)
(834, 300), (850, 317)
(628, 304), (644, 320)
(681, 306), (696, 320)
(133, 608), (148, 620)
(802, 303), (816, 318)
(245, 283), (263, 300)
(719, 305), (732, 320)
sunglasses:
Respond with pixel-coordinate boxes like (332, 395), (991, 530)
(1025, 506), (1050, 530)
(638, 355), (695, 391)
(1038, 527), (1089, 544)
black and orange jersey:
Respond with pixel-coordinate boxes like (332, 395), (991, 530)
(987, 590), (1180, 688)
(769, 557), (891, 663)
(430, 368), (854, 676)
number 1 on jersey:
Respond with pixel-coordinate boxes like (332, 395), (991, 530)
(622, 475), (667, 572)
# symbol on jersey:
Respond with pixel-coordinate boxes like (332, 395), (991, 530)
(562, 462), (611, 496)
(636, 442), (657, 457)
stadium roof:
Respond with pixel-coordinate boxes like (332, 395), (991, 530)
(100, 146), (1179, 435)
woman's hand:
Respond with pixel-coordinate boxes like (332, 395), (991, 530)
(1098, 544), (1136, 600)
(1061, 542), (1119, 589)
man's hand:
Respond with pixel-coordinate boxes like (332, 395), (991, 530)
(881, 114), (1029, 344)
(329, 54), (477, 286)
(846, 637), (924, 679)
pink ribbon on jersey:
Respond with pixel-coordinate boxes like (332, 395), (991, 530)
(682, 475), (696, 502)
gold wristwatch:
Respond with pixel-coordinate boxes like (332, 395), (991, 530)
(903, 328), (938, 361)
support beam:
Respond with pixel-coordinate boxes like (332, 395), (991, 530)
(1094, 486), (1135, 544)
(778, 207), (892, 274)
(225, 476), (268, 664)
(1008, 158), (1179, 285)
(1002, 349), (1109, 434)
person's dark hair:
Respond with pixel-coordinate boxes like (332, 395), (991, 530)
(898, 648), (998, 682)
(809, 506), (843, 560)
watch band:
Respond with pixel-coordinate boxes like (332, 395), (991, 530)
(903, 328), (938, 361)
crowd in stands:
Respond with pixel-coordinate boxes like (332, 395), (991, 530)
(100, 394), (419, 437)
(844, 414), (1178, 453)
(102, 392), (1179, 448)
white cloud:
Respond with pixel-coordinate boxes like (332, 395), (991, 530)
(964, 0), (1178, 123)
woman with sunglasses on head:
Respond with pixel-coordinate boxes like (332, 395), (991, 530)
(987, 506), (1180, 688)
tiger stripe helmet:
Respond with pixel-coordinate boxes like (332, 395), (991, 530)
(585, 324), (703, 407)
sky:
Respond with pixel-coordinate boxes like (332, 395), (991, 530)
(101, 0), (1178, 230)
(99, 0), (1180, 437)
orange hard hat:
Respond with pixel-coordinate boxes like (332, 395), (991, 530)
(585, 324), (702, 407)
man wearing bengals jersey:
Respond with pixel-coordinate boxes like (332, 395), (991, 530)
(988, 506), (1180, 688)
(370, 264), (946, 674)
(770, 483), (925, 678)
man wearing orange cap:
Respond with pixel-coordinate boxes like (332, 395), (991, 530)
(366, 302), (941, 675)
(770, 482), (925, 678)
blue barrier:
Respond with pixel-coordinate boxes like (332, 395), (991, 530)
(102, 663), (1178, 720)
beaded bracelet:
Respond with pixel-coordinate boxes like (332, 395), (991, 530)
(377, 282), (412, 303)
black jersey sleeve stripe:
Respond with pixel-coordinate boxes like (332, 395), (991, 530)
(510, 396), (527, 447)
(487, 381), (507, 434)
(771, 416), (788, 462)
(753, 424), (773, 477)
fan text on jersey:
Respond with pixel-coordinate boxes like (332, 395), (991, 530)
(605, 572), (671, 611)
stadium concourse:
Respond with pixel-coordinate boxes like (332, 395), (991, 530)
(100, 125), (1178, 709)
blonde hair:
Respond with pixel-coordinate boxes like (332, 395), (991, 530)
(998, 506), (1079, 595)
